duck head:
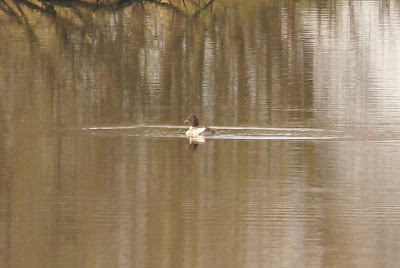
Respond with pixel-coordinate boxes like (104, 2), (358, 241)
(184, 114), (199, 127)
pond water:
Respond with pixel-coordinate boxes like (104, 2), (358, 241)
(1, 0), (400, 267)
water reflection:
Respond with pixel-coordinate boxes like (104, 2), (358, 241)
(1, 0), (400, 267)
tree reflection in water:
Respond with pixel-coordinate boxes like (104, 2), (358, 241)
(0, 0), (215, 18)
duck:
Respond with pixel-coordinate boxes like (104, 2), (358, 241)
(184, 114), (215, 137)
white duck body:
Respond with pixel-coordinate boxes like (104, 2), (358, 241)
(184, 115), (215, 137)
(186, 126), (213, 137)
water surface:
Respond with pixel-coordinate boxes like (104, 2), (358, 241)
(1, 0), (400, 267)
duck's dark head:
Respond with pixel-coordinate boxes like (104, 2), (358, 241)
(184, 114), (199, 127)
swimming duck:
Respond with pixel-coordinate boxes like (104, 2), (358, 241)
(184, 115), (215, 137)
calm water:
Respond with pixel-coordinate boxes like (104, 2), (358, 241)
(1, 0), (400, 267)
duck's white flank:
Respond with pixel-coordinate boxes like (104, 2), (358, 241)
(184, 114), (215, 137)
(186, 126), (213, 137)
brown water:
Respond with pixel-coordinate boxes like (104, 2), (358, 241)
(1, 0), (400, 267)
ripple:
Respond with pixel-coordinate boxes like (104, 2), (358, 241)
(80, 125), (341, 140)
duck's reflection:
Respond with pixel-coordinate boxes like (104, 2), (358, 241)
(188, 137), (206, 144)
(187, 137), (206, 151)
